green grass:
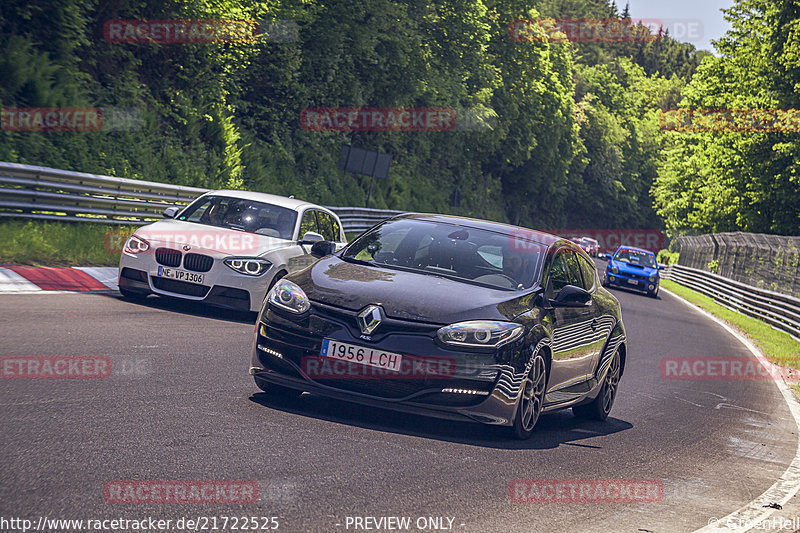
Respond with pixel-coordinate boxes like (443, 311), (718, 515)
(661, 278), (800, 371)
(0, 220), (137, 267)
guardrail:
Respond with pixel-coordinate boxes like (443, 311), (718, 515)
(662, 263), (800, 340)
(0, 161), (403, 232)
(676, 232), (800, 298)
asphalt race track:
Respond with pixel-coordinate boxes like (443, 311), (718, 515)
(0, 279), (797, 532)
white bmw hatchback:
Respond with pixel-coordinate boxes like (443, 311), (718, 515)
(118, 190), (347, 312)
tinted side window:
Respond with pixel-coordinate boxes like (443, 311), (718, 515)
(550, 250), (582, 292)
(577, 255), (597, 291)
(316, 211), (338, 241)
(549, 251), (570, 292)
(299, 210), (318, 237)
(328, 213), (342, 242)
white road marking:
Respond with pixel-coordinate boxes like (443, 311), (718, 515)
(661, 287), (800, 533)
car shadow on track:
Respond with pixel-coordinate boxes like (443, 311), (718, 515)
(102, 293), (257, 324)
(249, 392), (632, 450)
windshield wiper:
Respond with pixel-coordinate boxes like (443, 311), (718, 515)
(341, 256), (374, 266)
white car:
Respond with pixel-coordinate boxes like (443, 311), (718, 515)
(118, 190), (347, 312)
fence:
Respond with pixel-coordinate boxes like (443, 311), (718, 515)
(676, 233), (800, 298)
(0, 162), (401, 233)
(661, 264), (800, 340)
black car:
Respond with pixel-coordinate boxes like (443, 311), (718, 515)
(250, 214), (627, 439)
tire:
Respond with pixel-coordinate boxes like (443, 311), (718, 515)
(573, 348), (621, 421)
(253, 376), (302, 398)
(510, 354), (548, 440)
(119, 287), (148, 300)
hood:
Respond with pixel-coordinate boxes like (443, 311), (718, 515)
(135, 219), (293, 256)
(291, 256), (534, 325)
(611, 259), (658, 277)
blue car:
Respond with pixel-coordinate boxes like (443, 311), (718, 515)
(602, 246), (663, 298)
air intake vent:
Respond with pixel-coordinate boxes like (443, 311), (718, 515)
(184, 253), (213, 272)
(155, 248), (182, 267)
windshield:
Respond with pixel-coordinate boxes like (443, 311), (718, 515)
(177, 195), (298, 240)
(342, 218), (546, 290)
(614, 248), (657, 268)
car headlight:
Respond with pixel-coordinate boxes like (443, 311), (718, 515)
(437, 320), (524, 349)
(224, 258), (271, 276)
(649, 275), (657, 282)
(611, 266), (619, 274)
(268, 279), (310, 314)
(123, 235), (149, 254)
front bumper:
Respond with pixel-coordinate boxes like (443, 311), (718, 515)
(119, 248), (273, 312)
(249, 303), (532, 426)
(605, 270), (658, 293)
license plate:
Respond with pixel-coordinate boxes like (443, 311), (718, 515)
(627, 278), (639, 285)
(157, 266), (204, 284)
(320, 339), (403, 372)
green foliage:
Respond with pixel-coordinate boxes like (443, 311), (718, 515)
(0, 220), (135, 266)
(656, 249), (679, 265)
(0, 0), (707, 231)
(654, 0), (800, 235)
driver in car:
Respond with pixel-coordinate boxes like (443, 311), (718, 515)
(502, 248), (530, 288)
(275, 211), (295, 240)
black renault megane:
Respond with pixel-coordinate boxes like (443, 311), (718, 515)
(250, 214), (627, 439)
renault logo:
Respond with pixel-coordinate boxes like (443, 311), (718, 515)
(357, 305), (384, 335)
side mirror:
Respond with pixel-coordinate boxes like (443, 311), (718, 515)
(551, 285), (592, 307)
(163, 206), (180, 219)
(310, 240), (336, 258)
(300, 231), (325, 245)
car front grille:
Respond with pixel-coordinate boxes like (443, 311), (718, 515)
(257, 306), (492, 402)
(184, 253), (213, 272)
(627, 273), (647, 280)
(151, 276), (210, 297)
(155, 247), (182, 267)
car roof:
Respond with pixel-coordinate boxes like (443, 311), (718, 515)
(202, 189), (323, 212)
(615, 245), (655, 254)
(391, 213), (561, 246)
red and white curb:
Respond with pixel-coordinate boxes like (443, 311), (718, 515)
(0, 266), (118, 293)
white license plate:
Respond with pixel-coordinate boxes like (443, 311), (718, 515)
(320, 339), (403, 372)
(157, 266), (204, 284)
(627, 278), (639, 285)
